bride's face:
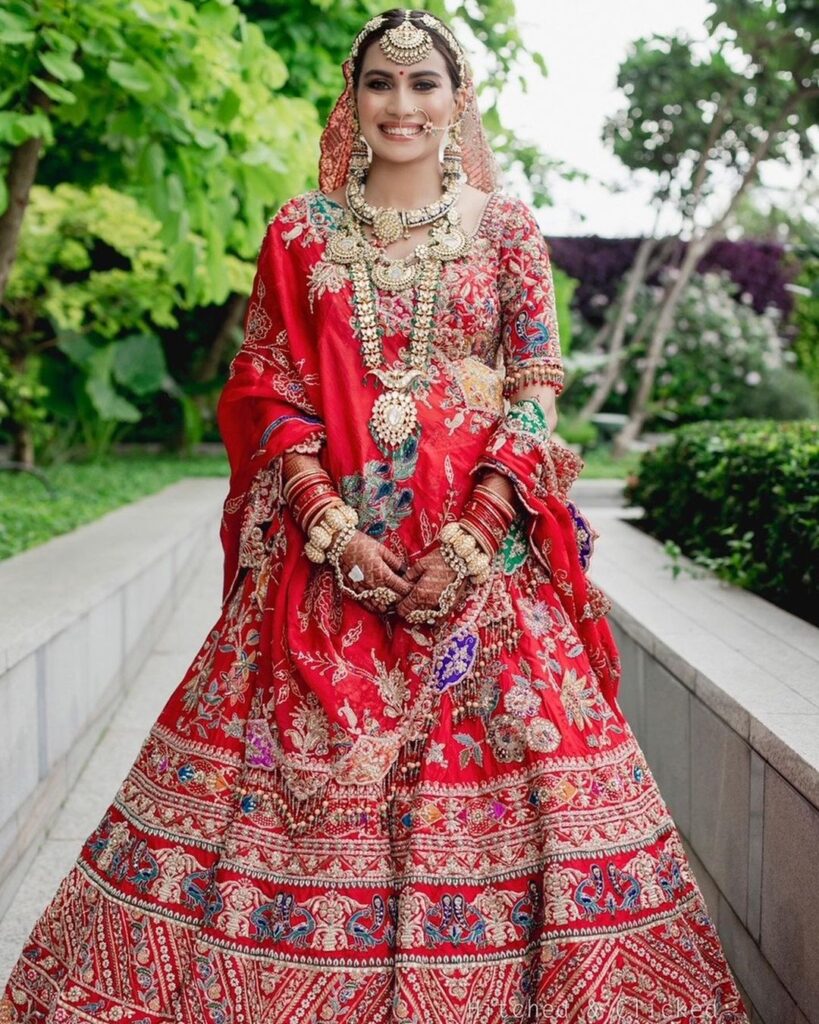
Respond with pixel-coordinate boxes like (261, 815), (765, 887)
(355, 41), (464, 166)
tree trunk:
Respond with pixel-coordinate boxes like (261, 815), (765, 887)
(580, 236), (658, 420)
(194, 293), (247, 383)
(9, 421), (35, 468)
(0, 91), (50, 306)
(612, 233), (712, 456)
(612, 88), (810, 457)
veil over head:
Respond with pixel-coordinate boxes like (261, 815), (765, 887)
(318, 16), (501, 195)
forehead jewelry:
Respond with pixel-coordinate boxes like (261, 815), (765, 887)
(379, 10), (433, 66)
(349, 11), (469, 85)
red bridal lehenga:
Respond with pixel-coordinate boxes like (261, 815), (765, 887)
(1, 187), (750, 1024)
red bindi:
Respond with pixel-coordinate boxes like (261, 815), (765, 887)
(399, 70), (404, 75)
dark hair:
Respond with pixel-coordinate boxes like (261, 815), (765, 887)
(351, 9), (463, 92)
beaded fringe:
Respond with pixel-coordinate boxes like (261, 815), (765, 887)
(234, 609), (524, 837)
(503, 360), (564, 397)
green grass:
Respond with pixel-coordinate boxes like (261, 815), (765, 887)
(575, 447), (641, 479)
(0, 453), (229, 560)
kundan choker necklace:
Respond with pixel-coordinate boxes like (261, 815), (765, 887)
(345, 163), (464, 244)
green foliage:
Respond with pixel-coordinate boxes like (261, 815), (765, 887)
(0, 452), (228, 560)
(625, 419), (819, 622)
(0, 0), (320, 301)
(729, 366), (818, 420)
(555, 414), (598, 449)
(5, 184), (179, 338)
(567, 445), (640, 479)
(0, 184), (199, 458)
(790, 253), (819, 396)
(0, 348), (49, 445)
(551, 267), (576, 356)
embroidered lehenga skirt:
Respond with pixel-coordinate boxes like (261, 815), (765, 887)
(1, 190), (750, 1022)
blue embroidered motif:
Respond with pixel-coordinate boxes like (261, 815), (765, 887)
(259, 412), (322, 448)
(434, 632), (479, 693)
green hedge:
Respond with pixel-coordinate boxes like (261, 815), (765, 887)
(624, 420), (819, 623)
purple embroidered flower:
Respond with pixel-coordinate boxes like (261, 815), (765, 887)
(245, 719), (277, 769)
(434, 632), (479, 692)
(566, 500), (593, 571)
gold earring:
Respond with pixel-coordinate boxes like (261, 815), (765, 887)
(441, 116), (463, 175)
(350, 122), (372, 170)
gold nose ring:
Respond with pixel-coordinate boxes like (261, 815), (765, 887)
(405, 106), (434, 134)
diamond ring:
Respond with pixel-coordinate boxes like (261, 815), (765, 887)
(348, 564), (365, 583)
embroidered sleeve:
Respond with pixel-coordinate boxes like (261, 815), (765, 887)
(498, 199), (564, 398)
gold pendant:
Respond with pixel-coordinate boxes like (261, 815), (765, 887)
(372, 207), (404, 244)
(327, 231), (369, 264)
(371, 258), (417, 292)
(428, 224), (470, 262)
(369, 388), (418, 449)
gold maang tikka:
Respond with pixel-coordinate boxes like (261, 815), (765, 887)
(349, 11), (469, 86)
(379, 10), (433, 66)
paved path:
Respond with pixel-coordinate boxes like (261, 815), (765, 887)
(0, 543), (223, 980)
(0, 480), (625, 981)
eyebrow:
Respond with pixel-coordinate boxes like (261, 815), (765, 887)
(363, 68), (443, 79)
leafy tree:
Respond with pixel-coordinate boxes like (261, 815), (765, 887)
(0, 0), (319, 303)
(3, 184), (195, 461)
(0, 0), (319, 462)
(595, 0), (817, 453)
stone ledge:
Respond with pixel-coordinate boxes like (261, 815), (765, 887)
(584, 500), (819, 1023)
(590, 513), (819, 812)
(0, 479), (226, 676)
(0, 478), (226, 917)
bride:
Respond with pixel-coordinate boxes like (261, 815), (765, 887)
(2, 8), (750, 1022)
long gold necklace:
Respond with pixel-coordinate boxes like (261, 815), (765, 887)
(327, 207), (471, 453)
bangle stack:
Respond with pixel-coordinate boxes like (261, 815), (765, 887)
(460, 484), (517, 557)
(439, 521), (492, 585)
(283, 469), (338, 534)
(283, 466), (399, 613)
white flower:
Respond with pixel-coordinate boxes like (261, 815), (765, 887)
(745, 370), (762, 385)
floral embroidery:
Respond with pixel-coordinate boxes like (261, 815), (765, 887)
(2, 186), (748, 1024)
(339, 433), (418, 538)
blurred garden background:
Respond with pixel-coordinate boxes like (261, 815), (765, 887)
(0, 0), (817, 619)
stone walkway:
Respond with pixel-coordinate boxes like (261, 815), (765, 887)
(0, 543), (223, 980)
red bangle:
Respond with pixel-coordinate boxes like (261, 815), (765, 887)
(288, 481), (337, 533)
